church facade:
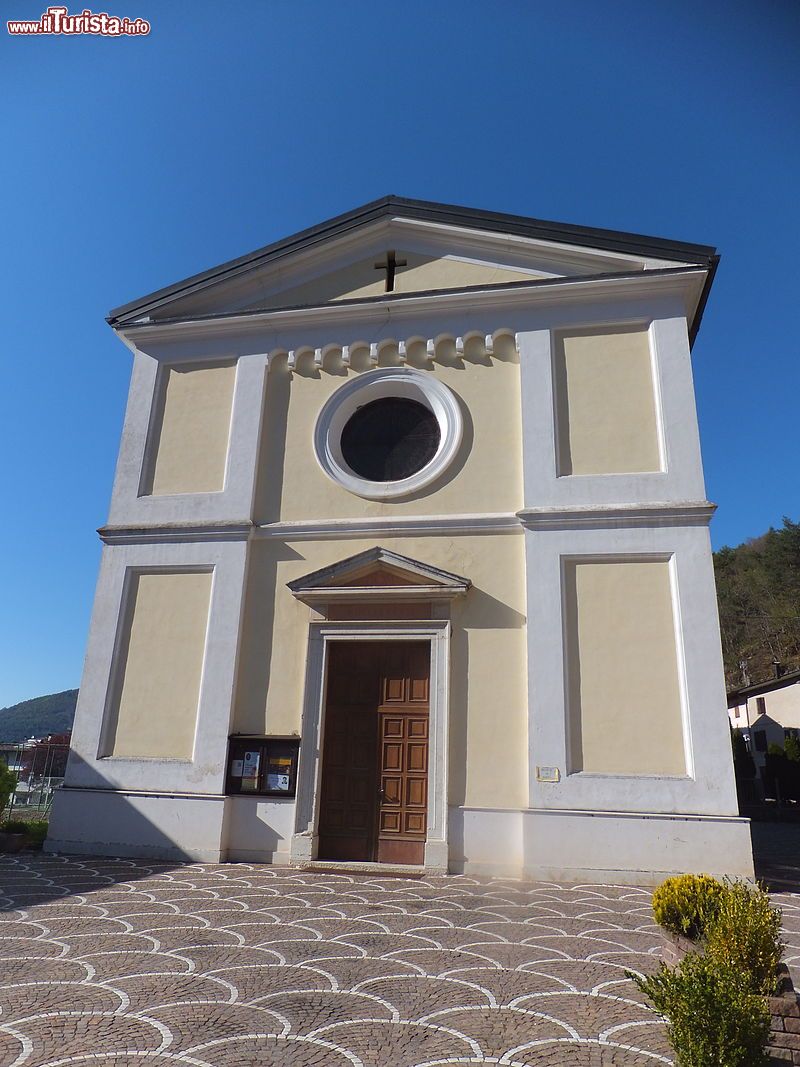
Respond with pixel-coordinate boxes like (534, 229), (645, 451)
(47, 197), (754, 882)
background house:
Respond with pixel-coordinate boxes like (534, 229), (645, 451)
(728, 669), (800, 766)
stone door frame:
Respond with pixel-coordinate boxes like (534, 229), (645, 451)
(290, 619), (451, 870)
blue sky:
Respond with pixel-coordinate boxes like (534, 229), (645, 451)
(1, 0), (798, 706)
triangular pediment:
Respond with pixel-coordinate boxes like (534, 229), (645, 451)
(108, 196), (717, 327)
(330, 564), (421, 588)
(288, 547), (471, 604)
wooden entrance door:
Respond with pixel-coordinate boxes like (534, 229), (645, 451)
(318, 641), (430, 865)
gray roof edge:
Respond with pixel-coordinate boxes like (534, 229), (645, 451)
(107, 195), (718, 326)
(727, 668), (800, 707)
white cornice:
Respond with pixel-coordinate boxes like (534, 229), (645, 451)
(293, 585), (468, 605)
(98, 521), (253, 545)
(517, 502), (716, 529)
(97, 503), (716, 544)
(117, 268), (707, 345)
(256, 513), (522, 540)
(390, 217), (686, 272)
(97, 514), (521, 545)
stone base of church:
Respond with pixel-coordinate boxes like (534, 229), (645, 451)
(47, 791), (754, 885)
(450, 806), (755, 885)
(46, 789), (300, 865)
(46, 787), (229, 864)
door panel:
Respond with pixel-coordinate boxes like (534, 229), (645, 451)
(408, 644), (430, 703)
(382, 743), (403, 771)
(406, 777), (426, 806)
(407, 742), (427, 772)
(382, 775), (402, 803)
(405, 811), (426, 834)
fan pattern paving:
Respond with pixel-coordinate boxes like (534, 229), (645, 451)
(0, 856), (797, 1066)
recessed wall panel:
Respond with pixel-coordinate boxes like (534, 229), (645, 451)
(146, 362), (236, 496)
(105, 570), (212, 759)
(565, 559), (686, 776)
(554, 325), (661, 476)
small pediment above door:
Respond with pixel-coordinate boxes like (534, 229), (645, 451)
(287, 547), (471, 605)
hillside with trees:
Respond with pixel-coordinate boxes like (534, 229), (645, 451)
(714, 518), (800, 691)
(0, 689), (77, 743)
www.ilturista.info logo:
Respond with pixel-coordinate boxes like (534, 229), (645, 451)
(7, 5), (150, 35)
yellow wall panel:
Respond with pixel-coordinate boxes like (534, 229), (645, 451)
(147, 362), (236, 495)
(564, 559), (686, 776)
(105, 570), (212, 759)
(554, 325), (661, 476)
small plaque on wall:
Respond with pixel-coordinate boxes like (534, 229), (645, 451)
(536, 766), (561, 783)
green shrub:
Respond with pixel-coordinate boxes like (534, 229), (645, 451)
(0, 762), (17, 820)
(652, 873), (726, 940)
(705, 880), (784, 995)
(1, 820), (29, 834)
(23, 819), (48, 844)
(0, 818), (48, 848)
(631, 953), (770, 1066)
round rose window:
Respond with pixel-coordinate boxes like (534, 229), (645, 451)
(340, 397), (441, 482)
(313, 368), (463, 500)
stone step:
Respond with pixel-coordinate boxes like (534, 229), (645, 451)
(294, 859), (447, 878)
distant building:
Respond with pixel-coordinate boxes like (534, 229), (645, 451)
(728, 669), (800, 773)
(0, 735), (69, 813)
(0, 737), (38, 773)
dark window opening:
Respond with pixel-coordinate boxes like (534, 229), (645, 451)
(753, 730), (767, 753)
(340, 397), (440, 482)
(756, 696), (767, 716)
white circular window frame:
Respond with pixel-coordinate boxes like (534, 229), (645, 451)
(313, 367), (464, 500)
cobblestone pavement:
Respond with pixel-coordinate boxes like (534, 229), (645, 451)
(753, 820), (800, 896)
(0, 856), (797, 1067)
